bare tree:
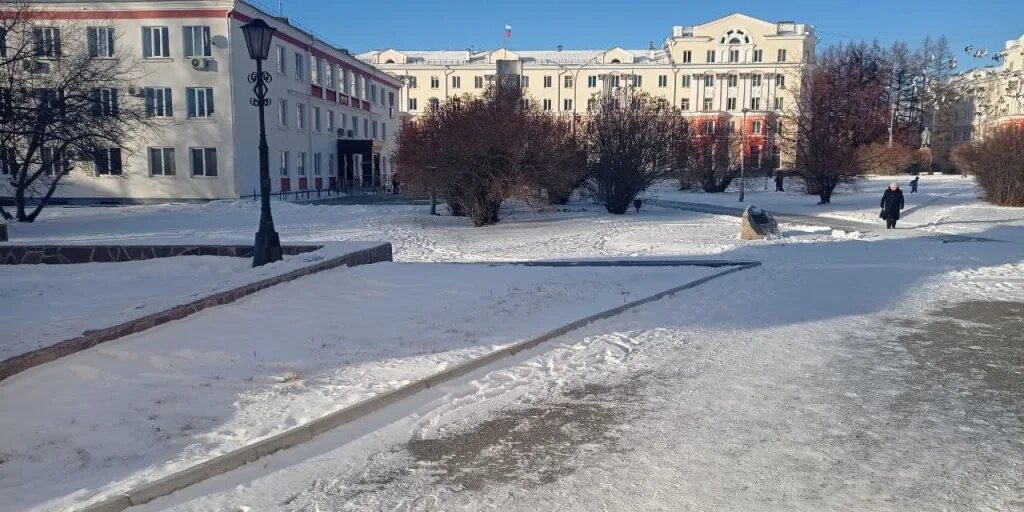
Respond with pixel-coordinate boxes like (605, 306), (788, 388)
(779, 42), (891, 204)
(0, 4), (154, 221)
(683, 119), (738, 193)
(394, 86), (570, 226)
(587, 91), (687, 214)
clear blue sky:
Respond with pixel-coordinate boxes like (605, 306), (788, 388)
(268, 0), (1022, 66)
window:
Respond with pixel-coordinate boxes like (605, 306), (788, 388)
(727, 121), (736, 134)
(777, 49), (787, 62)
(363, 118), (369, 137)
(87, 27), (115, 58)
(750, 97), (761, 110)
(311, 56), (323, 85)
(142, 87), (171, 117)
(522, 76), (530, 88)
(753, 49), (763, 63)
(474, 76), (484, 88)
(680, 98), (690, 111)
(313, 153), (322, 176)
(190, 148), (217, 177)
(563, 98), (573, 111)
(186, 87), (214, 118)
(609, 75), (620, 88)
(148, 148), (175, 176)
(183, 26), (211, 58)
(704, 75), (714, 87)
(774, 97), (784, 110)
(704, 120), (715, 134)
(729, 49), (739, 63)
(682, 50), (692, 63)
(313, 106), (321, 131)
(703, 98), (714, 111)
(587, 98), (596, 111)
(351, 115), (358, 136)
(372, 120), (378, 139)
(775, 119), (783, 133)
(0, 148), (14, 175)
(275, 45), (286, 73)
(297, 152), (306, 176)
(706, 50), (716, 63)
(727, 75), (738, 87)
(430, 76), (439, 88)
(631, 75), (642, 87)
(327, 63), (337, 89)
(0, 28), (6, 59)
(752, 120), (763, 134)
(327, 110), (335, 132)
(564, 75), (573, 88)
(328, 154), (336, 176)
(294, 52), (304, 80)
(543, 75), (552, 88)
(382, 122), (387, 142)
(776, 75), (786, 88)
(681, 75), (691, 88)
(409, 97), (418, 110)
(296, 103), (305, 129)
(94, 148), (122, 175)
(278, 99), (288, 126)
(751, 75), (762, 87)
(34, 27), (61, 58)
(41, 147), (64, 175)
(542, 98), (552, 111)
(451, 76), (460, 89)
(428, 97), (439, 110)
(407, 75), (416, 89)
(142, 27), (169, 58)
(588, 75), (597, 88)
(93, 88), (118, 116)
(726, 97), (737, 110)
(280, 151), (289, 175)
(658, 75), (668, 87)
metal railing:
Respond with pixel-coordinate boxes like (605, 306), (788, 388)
(241, 180), (392, 202)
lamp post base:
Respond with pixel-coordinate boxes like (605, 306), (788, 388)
(252, 229), (282, 267)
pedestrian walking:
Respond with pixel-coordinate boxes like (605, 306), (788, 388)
(910, 176), (919, 194)
(633, 198), (643, 213)
(879, 182), (905, 229)
(775, 172), (785, 192)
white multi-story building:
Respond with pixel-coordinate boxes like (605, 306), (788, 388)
(4, 0), (401, 203)
(359, 13), (815, 168)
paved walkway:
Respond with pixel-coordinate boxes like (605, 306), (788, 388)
(650, 198), (997, 243)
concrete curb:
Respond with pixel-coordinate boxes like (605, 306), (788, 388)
(0, 243), (393, 383)
(74, 260), (760, 512)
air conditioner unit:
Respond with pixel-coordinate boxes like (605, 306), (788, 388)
(336, 128), (346, 137)
(128, 86), (145, 97)
(23, 60), (48, 73)
(191, 58), (212, 70)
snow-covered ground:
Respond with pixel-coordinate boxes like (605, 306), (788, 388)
(2, 176), (1023, 511)
(1, 253), (330, 359)
(0, 261), (721, 512)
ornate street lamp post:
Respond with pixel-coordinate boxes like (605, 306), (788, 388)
(241, 18), (282, 267)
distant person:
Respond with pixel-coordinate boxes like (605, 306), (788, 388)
(880, 182), (905, 229)
(633, 198), (643, 213)
(775, 172), (785, 192)
(910, 176), (919, 193)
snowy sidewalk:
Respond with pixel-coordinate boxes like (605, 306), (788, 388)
(0, 261), (723, 512)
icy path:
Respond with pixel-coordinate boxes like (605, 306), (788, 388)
(139, 221), (1024, 511)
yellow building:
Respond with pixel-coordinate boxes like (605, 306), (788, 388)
(359, 13), (815, 168)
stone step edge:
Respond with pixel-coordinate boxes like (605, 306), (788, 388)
(0, 243), (394, 383)
(74, 260), (761, 512)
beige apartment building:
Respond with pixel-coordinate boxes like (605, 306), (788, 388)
(932, 33), (1024, 167)
(359, 13), (815, 168)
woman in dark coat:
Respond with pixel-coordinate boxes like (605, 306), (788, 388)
(880, 182), (905, 229)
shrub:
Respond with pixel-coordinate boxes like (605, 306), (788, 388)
(952, 128), (1024, 206)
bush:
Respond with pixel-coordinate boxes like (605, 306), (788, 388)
(952, 128), (1024, 206)
(856, 143), (914, 175)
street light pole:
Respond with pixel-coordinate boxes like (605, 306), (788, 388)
(739, 108), (748, 203)
(242, 19), (282, 267)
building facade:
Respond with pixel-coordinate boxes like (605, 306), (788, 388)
(359, 13), (815, 168)
(933, 33), (1024, 166)
(3, 0), (401, 203)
